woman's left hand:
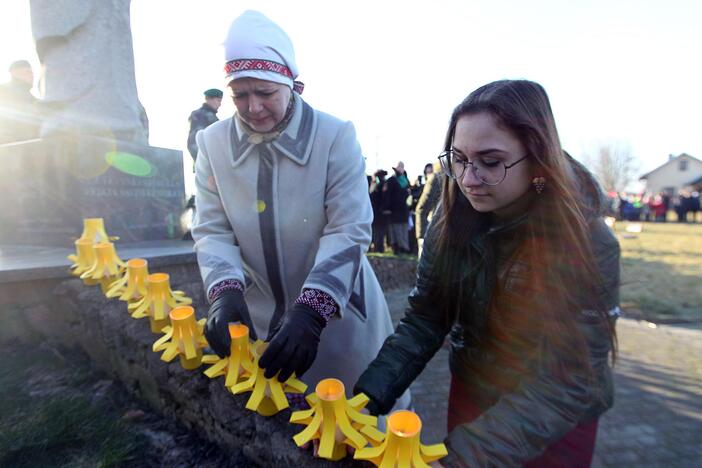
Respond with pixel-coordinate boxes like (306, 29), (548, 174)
(259, 303), (326, 381)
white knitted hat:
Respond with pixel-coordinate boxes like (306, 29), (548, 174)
(223, 10), (303, 92)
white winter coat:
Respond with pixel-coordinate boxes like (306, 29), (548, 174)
(192, 94), (410, 405)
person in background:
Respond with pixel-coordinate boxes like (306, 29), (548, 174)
(661, 192), (671, 221)
(187, 88), (223, 162)
(0, 60), (39, 144)
(415, 162), (442, 256)
(370, 169), (389, 252)
(381, 167), (411, 254)
(688, 191), (700, 223)
(183, 88), (224, 236)
(423, 162), (434, 181)
(650, 194), (666, 222)
(617, 193), (627, 221)
(394, 160), (410, 190)
(408, 175), (426, 255)
(355, 80), (620, 467)
(675, 191), (689, 222)
(191, 11), (410, 410)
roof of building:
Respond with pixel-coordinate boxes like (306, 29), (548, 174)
(639, 153), (702, 180)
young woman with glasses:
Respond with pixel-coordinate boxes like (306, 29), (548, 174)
(354, 80), (620, 467)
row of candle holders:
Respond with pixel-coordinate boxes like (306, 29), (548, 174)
(67, 218), (447, 466)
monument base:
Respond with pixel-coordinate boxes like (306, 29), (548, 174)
(0, 135), (186, 246)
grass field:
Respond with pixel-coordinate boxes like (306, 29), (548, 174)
(370, 221), (702, 322)
(0, 344), (143, 467)
(614, 221), (702, 321)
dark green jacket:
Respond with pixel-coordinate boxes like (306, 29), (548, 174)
(0, 79), (39, 144)
(355, 163), (620, 467)
(187, 103), (219, 160)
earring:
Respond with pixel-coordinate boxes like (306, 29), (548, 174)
(532, 176), (546, 194)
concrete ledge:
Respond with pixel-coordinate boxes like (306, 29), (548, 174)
(0, 240), (196, 283)
(0, 242), (418, 291)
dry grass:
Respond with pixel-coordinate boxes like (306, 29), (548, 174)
(614, 221), (702, 320)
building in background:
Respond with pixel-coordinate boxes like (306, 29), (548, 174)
(639, 153), (702, 195)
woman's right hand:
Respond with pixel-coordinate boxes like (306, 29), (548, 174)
(204, 289), (257, 357)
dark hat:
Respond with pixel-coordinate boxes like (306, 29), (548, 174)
(9, 60), (31, 72)
(204, 88), (223, 98)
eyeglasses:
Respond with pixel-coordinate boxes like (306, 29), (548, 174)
(438, 150), (529, 186)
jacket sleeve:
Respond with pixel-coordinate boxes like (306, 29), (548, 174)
(191, 129), (246, 299)
(187, 112), (203, 160)
(444, 218), (620, 467)
(354, 222), (451, 414)
(301, 121), (373, 315)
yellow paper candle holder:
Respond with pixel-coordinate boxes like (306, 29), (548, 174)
(152, 305), (208, 370)
(202, 323), (255, 388)
(129, 272), (192, 333)
(68, 238), (98, 285)
(80, 242), (126, 293)
(106, 258), (149, 303)
(230, 340), (307, 417)
(353, 410), (447, 467)
(290, 378), (379, 461)
(78, 217), (118, 243)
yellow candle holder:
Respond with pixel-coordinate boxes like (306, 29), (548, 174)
(152, 305), (208, 370)
(106, 258), (149, 303)
(67, 238), (98, 285)
(353, 410), (447, 467)
(78, 217), (118, 243)
(290, 378), (378, 461)
(80, 242), (126, 294)
(202, 323), (255, 388)
(230, 340), (307, 417)
(129, 273), (192, 333)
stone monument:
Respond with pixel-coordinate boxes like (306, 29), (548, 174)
(0, 0), (185, 246)
(30, 0), (148, 143)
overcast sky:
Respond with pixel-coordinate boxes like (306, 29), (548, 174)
(2, 0), (701, 188)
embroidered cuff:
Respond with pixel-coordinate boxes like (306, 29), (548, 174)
(208, 279), (244, 304)
(295, 289), (339, 323)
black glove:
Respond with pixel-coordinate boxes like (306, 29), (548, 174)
(259, 303), (326, 382)
(205, 289), (257, 358)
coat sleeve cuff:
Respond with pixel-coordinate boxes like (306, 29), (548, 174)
(294, 289), (339, 323)
(207, 279), (244, 304)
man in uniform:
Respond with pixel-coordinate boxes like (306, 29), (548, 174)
(187, 88), (223, 161)
(0, 60), (39, 144)
(184, 88), (223, 238)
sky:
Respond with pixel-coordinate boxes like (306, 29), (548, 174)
(2, 0), (701, 190)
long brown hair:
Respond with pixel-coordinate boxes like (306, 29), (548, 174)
(432, 80), (616, 381)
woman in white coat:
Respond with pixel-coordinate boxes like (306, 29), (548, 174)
(192, 10), (410, 408)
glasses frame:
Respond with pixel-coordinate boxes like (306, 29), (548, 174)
(438, 150), (529, 186)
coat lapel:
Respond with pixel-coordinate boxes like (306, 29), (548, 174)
(272, 94), (317, 166)
(229, 93), (317, 168)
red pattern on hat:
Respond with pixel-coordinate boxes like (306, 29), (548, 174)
(225, 58), (304, 94)
(225, 58), (294, 79)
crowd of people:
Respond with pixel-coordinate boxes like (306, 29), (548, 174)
(367, 161), (441, 255)
(610, 191), (701, 223)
